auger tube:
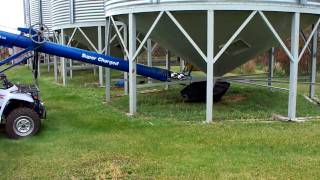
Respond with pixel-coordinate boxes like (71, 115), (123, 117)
(0, 30), (170, 81)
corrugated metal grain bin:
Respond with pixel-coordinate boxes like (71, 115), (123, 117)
(24, 0), (52, 31)
(105, 0), (320, 75)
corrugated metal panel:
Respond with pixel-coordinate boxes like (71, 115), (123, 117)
(308, 0), (320, 5)
(74, 0), (105, 23)
(30, 0), (41, 25)
(50, 0), (105, 28)
(105, 0), (151, 12)
(41, 0), (53, 31)
(23, 0), (31, 27)
(105, 0), (320, 12)
(50, 0), (71, 27)
(25, 0), (52, 31)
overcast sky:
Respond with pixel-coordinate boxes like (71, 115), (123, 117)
(0, 0), (24, 31)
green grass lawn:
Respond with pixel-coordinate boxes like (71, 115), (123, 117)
(0, 65), (319, 179)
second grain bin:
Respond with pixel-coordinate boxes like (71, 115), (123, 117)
(50, 0), (108, 86)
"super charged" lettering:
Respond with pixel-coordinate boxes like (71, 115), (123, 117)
(81, 53), (119, 66)
(0, 35), (6, 40)
(81, 53), (97, 61)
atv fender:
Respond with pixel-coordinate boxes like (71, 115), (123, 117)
(0, 93), (34, 123)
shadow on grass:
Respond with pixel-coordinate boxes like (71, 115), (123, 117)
(3, 65), (320, 123)
(111, 84), (319, 122)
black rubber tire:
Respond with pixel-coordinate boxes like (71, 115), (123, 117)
(5, 107), (41, 139)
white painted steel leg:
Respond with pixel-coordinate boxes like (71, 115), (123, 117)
(179, 57), (185, 72)
(99, 67), (103, 86)
(310, 26), (318, 98)
(206, 10), (215, 123)
(98, 26), (104, 87)
(268, 47), (275, 87)
(49, 55), (51, 72)
(105, 68), (111, 101)
(124, 25), (129, 95)
(165, 50), (171, 90)
(53, 33), (58, 82)
(69, 59), (73, 79)
(47, 54), (50, 72)
(147, 39), (153, 84)
(288, 13), (300, 120)
(27, 53), (31, 68)
(37, 54), (41, 78)
(93, 67), (97, 76)
(54, 55), (58, 82)
(129, 13), (137, 115)
(61, 29), (67, 86)
(105, 18), (111, 102)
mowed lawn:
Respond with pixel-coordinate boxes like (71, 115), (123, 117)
(0, 66), (319, 179)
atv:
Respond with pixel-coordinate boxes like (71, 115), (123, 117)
(0, 74), (46, 139)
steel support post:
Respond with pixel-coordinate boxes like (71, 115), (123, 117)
(105, 68), (111, 100)
(310, 25), (318, 98)
(105, 18), (111, 102)
(147, 39), (153, 84)
(47, 54), (50, 72)
(206, 10), (215, 123)
(288, 12), (300, 120)
(61, 29), (67, 86)
(98, 26), (104, 87)
(180, 58), (185, 72)
(27, 53), (32, 69)
(93, 67), (97, 76)
(129, 13), (137, 115)
(37, 54), (41, 78)
(54, 55), (58, 82)
(69, 59), (73, 79)
(49, 55), (51, 72)
(54, 33), (58, 82)
(165, 50), (171, 90)
(124, 25), (129, 95)
(268, 47), (275, 86)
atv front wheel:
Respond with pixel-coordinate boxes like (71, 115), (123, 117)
(5, 108), (41, 139)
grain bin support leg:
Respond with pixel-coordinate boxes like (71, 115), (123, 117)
(165, 50), (171, 90)
(61, 29), (67, 86)
(98, 26), (104, 87)
(69, 59), (73, 79)
(206, 10), (215, 123)
(309, 25), (318, 99)
(54, 54), (58, 82)
(53, 32), (59, 82)
(288, 12), (300, 120)
(147, 39), (153, 84)
(268, 47), (275, 87)
(109, 19), (129, 95)
(105, 68), (111, 102)
(37, 54), (41, 78)
(129, 13), (137, 115)
(179, 57), (185, 72)
(105, 18), (112, 102)
(124, 25), (129, 95)
(47, 54), (50, 73)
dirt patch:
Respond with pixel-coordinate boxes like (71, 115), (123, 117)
(222, 95), (247, 103)
(69, 154), (135, 179)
